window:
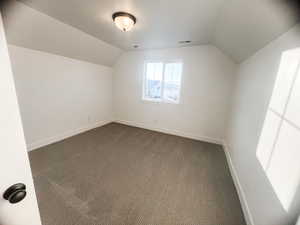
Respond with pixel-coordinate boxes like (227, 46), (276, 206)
(143, 61), (182, 103)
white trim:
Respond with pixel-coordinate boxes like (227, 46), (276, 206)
(115, 119), (223, 145)
(222, 142), (255, 225)
(26, 119), (223, 151)
(27, 120), (112, 151)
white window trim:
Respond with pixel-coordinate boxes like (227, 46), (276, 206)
(142, 60), (183, 104)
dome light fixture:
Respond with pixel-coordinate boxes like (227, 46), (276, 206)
(112, 12), (136, 32)
(179, 40), (191, 44)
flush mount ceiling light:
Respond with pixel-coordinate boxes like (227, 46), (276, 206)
(179, 40), (191, 44)
(112, 12), (136, 32)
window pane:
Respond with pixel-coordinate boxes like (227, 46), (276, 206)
(163, 63), (182, 102)
(144, 63), (163, 100)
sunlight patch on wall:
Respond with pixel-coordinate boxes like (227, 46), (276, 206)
(256, 48), (300, 211)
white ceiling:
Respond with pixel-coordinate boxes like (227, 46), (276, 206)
(17, 0), (225, 48)
(213, 0), (299, 62)
(7, 0), (300, 62)
(2, 1), (122, 66)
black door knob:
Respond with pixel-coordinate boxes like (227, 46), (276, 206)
(3, 183), (27, 204)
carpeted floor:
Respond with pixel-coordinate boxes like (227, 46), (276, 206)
(29, 122), (246, 225)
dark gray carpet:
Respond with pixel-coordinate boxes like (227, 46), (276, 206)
(29, 122), (246, 225)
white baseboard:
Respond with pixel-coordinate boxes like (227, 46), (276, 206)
(114, 119), (223, 145)
(27, 120), (112, 151)
(27, 118), (222, 151)
(223, 142), (255, 225)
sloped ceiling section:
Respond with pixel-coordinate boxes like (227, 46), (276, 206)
(213, 0), (299, 62)
(3, 0), (299, 64)
(2, 1), (123, 66)
(16, 0), (226, 50)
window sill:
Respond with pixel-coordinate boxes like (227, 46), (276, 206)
(141, 98), (180, 105)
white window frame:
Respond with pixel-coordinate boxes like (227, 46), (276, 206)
(142, 60), (183, 104)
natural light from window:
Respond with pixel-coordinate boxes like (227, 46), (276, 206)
(256, 48), (300, 211)
(143, 61), (182, 103)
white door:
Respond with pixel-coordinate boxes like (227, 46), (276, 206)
(0, 13), (42, 225)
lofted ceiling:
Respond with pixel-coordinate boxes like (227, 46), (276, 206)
(5, 0), (300, 63)
(214, 0), (299, 62)
(2, 1), (122, 66)
(17, 0), (226, 49)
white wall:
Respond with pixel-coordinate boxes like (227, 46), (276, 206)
(113, 45), (236, 143)
(8, 45), (114, 151)
(2, 1), (122, 67)
(225, 24), (300, 225)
